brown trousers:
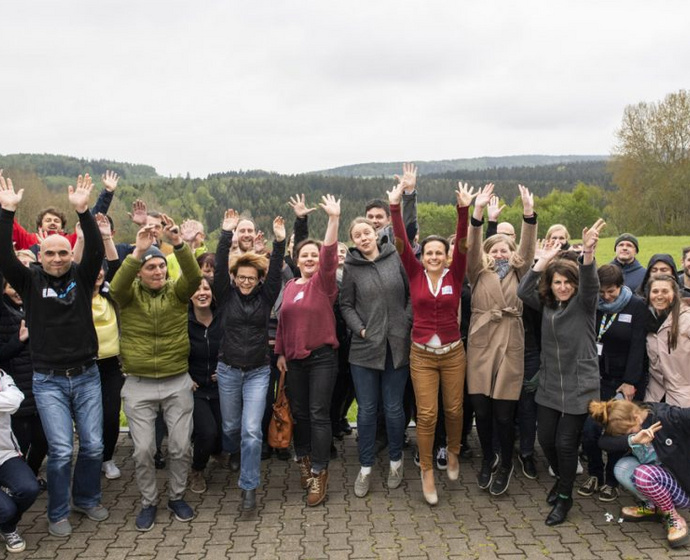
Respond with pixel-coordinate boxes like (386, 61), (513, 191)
(410, 343), (466, 472)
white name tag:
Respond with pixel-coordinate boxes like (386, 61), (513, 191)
(441, 285), (453, 295)
(293, 291), (304, 303)
(618, 314), (632, 323)
(597, 342), (604, 356)
(42, 288), (58, 298)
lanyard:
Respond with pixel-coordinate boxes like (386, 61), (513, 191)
(597, 313), (618, 342)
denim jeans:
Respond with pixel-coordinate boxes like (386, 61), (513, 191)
(285, 346), (337, 473)
(217, 362), (270, 491)
(33, 364), (104, 522)
(350, 345), (409, 466)
(0, 457), (41, 533)
(614, 456), (648, 503)
(582, 379), (622, 486)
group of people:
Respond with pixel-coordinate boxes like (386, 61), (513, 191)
(0, 164), (688, 552)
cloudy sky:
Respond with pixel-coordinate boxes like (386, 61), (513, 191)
(2, 1), (688, 177)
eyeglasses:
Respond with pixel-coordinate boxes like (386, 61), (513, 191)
(236, 275), (258, 284)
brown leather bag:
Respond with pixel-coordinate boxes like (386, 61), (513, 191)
(268, 370), (293, 449)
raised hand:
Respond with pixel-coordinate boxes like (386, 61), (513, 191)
(394, 162), (418, 194)
(222, 209), (240, 232)
(518, 184), (534, 216)
(160, 213), (182, 246)
(102, 170), (119, 192)
(319, 194), (341, 217)
(386, 182), (405, 206)
(474, 183), (495, 209)
(253, 231), (266, 254)
(455, 182), (478, 208)
(0, 170), (24, 212)
(128, 199), (148, 226)
(95, 213), (113, 238)
(631, 421), (662, 445)
(582, 218), (606, 252)
(133, 225), (156, 257)
(487, 195), (506, 221)
(535, 238), (562, 263)
(273, 216), (286, 242)
(68, 174), (94, 213)
(18, 319), (28, 342)
(288, 194), (317, 218)
(180, 220), (202, 245)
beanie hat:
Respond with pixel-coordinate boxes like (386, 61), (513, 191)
(141, 246), (166, 263)
(614, 233), (639, 253)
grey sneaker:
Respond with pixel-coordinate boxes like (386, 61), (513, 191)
(354, 470), (371, 498)
(388, 462), (404, 489)
(73, 503), (110, 521)
(0, 530), (26, 552)
(48, 517), (72, 538)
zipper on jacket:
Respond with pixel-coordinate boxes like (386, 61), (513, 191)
(205, 327), (212, 386)
(552, 308), (565, 417)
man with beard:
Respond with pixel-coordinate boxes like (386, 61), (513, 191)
(610, 233), (646, 293)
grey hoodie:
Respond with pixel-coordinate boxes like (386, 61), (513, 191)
(340, 243), (412, 370)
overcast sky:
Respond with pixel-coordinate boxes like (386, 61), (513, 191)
(2, 1), (688, 177)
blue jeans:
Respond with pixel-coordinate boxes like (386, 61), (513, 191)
(0, 457), (40, 533)
(217, 362), (270, 491)
(350, 346), (409, 466)
(33, 365), (103, 522)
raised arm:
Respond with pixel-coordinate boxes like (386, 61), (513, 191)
(110, 225), (156, 306)
(159, 214), (201, 301)
(0, 171), (32, 293)
(467, 183), (493, 284)
(261, 216), (287, 307)
(577, 218), (606, 311)
(396, 163), (419, 243)
(214, 209), (239, 306)
(388, 181), (422, 277)
(516, 184), (538, 276)
(449, 183), (476, 283)
(71, 174), (105, 286)
(320, 194), (340, 247)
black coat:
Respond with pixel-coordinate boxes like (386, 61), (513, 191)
(187, 307), (221, 399)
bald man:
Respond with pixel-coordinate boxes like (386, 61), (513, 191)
(0, 172), (107, 538)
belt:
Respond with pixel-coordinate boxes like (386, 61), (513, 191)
(412, 340), (461, 355)
(46, 359), (96, 377)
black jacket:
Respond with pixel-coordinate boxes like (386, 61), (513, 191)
(214, 231), (285, 370)
(0, 209), (104, 370)
(187, 306), (221, 399)
(600, 402), (690, 495)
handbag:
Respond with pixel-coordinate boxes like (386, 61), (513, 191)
(268, 369), (293, 449)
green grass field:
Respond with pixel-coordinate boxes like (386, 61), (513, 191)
(584, 236), (689, 268)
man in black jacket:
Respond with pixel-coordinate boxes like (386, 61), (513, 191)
(0, 171), (107, 538)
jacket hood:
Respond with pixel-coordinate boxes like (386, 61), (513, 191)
(638, 253), (680, 296)
(345, 242), (397, 266)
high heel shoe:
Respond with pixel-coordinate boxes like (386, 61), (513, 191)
(421, 470), (438, 506)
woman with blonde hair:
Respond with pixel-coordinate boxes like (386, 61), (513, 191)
(590, 398), (690, 549)
(466, 183), (537, 496)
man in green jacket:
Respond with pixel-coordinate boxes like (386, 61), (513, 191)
(110, 215), (201, 532)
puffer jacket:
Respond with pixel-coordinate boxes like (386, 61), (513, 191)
(110, 244), (202, 377)
(518, 260), (600, 415)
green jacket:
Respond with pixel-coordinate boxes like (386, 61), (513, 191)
(110, 244), (202, 378)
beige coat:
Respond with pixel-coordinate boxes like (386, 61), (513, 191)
(466, 220), (537, 399)
(646, 301), (690, 407)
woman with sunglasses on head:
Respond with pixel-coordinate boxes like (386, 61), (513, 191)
(214, 210), (286, 511)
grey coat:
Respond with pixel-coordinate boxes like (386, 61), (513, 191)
(517, 261), (600, 415)
(340, 243), (412, 370)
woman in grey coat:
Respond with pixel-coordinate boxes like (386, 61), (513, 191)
(340, 217), (412, 498)
(517, 218), (605, 526)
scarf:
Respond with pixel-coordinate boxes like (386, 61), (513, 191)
(494, 259), (511, 280)
(598, 285), (633, 314)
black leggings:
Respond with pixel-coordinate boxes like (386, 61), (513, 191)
(11, 413), (48, 475)
(470, 394), (517, 468)
(537, 405), (587, 497)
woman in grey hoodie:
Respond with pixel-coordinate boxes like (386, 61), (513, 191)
(340, 217), (412, 499)
(517, 219), (605, 527)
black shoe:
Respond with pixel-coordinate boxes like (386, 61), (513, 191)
(37, 477), (48, 494)
(275, 448), (292, 461)
(545, 496), (573, 526)
(332, 425), (346, 441)
(519, 454), (538, 480)
(241, 489), (256, 511)
(460, 444), (473, 460)
(229, 453), (241, 472)
(330, 442), (338, 459)
(477, 458), (493, 490)
(489, 463), (514, 496)
(154, 449), (166, 470)
(340, 418), (353, 436)
(261, 442), (272, 461)
(547, 481), (559, 505)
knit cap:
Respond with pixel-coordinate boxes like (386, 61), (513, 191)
(141, 246), (166, 263)
(614, 233), (639, 253)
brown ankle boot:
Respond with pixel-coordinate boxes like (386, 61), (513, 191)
(306, 469), (329, 507)
(296, 456), (311, 490)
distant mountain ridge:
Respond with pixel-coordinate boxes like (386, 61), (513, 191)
(313, 155), (609, 177)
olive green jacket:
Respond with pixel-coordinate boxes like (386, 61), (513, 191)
(110, 244), (202, 378)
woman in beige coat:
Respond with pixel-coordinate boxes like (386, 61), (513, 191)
(645, 274), (690, 407)
(466, 183), (537, 496)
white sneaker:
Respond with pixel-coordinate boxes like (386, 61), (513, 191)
(102, 460), (121, 480)
(548, 460), (584, 478)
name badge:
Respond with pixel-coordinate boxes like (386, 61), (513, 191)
(596, 342), (604, 356)
(293, 291), (304, 303)
(618, 314), (632, 323)
(441, 285), (453, 295)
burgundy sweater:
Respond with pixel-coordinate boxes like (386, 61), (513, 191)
(391, 203), (468, 345)
(274, 242), (339, 361)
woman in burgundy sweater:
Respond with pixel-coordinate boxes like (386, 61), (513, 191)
(388, 181), (476, 505)
(275, 194), (341, 507)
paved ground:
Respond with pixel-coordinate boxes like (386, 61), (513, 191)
(10, 430), (686, 560)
